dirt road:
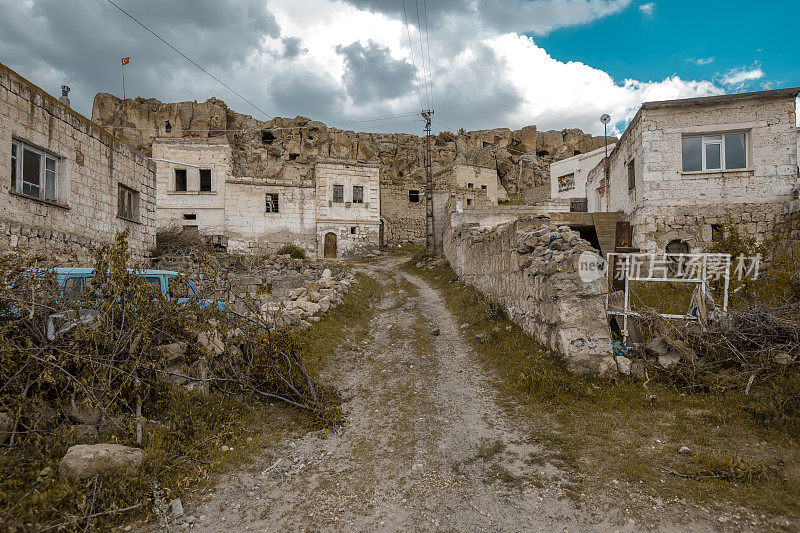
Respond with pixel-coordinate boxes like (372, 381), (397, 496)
(177, 258), (682, 532)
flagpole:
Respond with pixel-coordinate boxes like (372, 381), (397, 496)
(122, 63), (126, 100)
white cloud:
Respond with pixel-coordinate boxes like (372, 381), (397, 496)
(484, 33), (720, 134)
(720, 65), (765, 87)
(691, 57), (714, 66)
(638, 2), (655, 15)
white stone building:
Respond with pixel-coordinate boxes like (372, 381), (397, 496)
(0, 62), (156, 263)
(549, 144), (615, 212)
(151, 140), (381, 258)
(583, 87), (799, 251)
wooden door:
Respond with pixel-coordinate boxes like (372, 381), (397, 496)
(324, 232), (337, 259)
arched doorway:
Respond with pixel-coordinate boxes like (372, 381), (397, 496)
(323, 232), (337, 258)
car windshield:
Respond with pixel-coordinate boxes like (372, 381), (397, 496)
(142, 276), (162, 292)
(62, 276), (93, 299)
(167, 275), (196, 298)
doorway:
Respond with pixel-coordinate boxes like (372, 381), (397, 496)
(324, 232), (337, 258)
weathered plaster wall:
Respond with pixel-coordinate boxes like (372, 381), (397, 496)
(315, 162), (380, 257)
(0, 63), (155, 264)
(152, 138), (229, 234)
(444, 217), (613, 373)
(224, 180), (317, 253)
(550, 144), (615, 202)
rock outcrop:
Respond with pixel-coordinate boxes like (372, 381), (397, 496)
(91, 93), (615, 202)
(59, 443), (145, 478)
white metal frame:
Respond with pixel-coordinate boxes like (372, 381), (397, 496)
(11, 139), (60, 202)
(606, 252), (731, 344)
(683, 132), (748, 172)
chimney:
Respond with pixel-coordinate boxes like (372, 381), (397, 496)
(59, 85), (70, 107)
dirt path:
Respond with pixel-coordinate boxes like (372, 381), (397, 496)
(177, 258), (659, 531)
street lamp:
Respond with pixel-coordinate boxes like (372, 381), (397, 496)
(600, 114), (611, 212)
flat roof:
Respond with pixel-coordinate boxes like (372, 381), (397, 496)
(642, 87), (800, 110)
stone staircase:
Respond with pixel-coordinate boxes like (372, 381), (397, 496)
(592, 212), (627, 258)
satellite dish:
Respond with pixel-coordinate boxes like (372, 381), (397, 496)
(600, 114), (611, 125)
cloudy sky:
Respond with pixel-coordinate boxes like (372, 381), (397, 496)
(0, 0), (797, 136)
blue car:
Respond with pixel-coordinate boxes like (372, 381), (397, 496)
(30, 268), (225, 340)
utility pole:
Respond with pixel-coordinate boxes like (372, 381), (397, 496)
(422, 109), (435, 254)
(600, 114), (611, 212)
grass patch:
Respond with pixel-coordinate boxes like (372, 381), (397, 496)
(293, 272), (384, 376)
(276, 244), (306, 259)
(404, 256), (800, 521)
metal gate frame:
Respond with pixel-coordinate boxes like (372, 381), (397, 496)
(606, 252), (731, 344)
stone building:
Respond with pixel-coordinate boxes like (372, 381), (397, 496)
(582, 88), (799, 252)
(0, 62), (156, 263)
(150, 138), (380, 258)
(549, 144), (615, 212)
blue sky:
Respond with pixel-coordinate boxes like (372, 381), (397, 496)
(0, 0), (797, 136)
(537, 0), (799, 93)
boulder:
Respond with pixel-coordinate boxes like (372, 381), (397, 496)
(197, 331), (224, 356)
(317, 297), (331, 314)
(658, 353), (681, 369)
(59, 444), (145, 478)
(646, 336), (670, 357)
(615, 355), (632, 375)
(157, 342), (187, 362)
(296, 300), (321, 315)
(321, 268), (332, 279)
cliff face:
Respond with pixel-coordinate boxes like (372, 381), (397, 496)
(91, 93), (615, 201)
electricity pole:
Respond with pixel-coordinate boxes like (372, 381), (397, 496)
(423, 109), (435, 254)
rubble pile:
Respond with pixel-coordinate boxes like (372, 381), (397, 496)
(260, 268), (357, 328)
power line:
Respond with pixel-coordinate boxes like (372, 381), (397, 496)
(401, 0), (424, 111)
(414, 0), (431, 109)
(103, 0), (273, 120)
(422, 0), (433, 109)
(111, 117), (425, 134)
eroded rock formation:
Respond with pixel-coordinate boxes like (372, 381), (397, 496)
(92, 93), (615, 201)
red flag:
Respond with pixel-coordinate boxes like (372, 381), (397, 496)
(121, 57), (130, 67)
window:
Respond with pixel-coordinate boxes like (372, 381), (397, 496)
(10, 140), (58, 202)
(409, 189), (420, 203)
(466, 198), (472, 206)
(183, 213), (196, 220)
(467, 183), (474, 189)
(682, 133), (748, 172)
(558, 173), (575, 192)
(627, 159), (636, 190)
(118, 184), (138, 221)
(200, 169), (212, 191)
(165, 121), (172, 134)
(332, 184), (344, 203)
(352, 185), (364, 204)
(261, 130), (275, 144)
(350, 226), (357, 235)
(481, 184), (487, 190)
(175, 168), (187, 191)
(266, 193), (279, 213)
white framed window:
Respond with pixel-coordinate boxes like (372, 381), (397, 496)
(118, 184), (139, 221)
(10, 139), (59, 202)
(682, 132), (748, 172)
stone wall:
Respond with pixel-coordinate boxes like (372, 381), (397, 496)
(0, 63), (155, 264)
(444, 216), (613, 373)
(380, 179), (427, 244)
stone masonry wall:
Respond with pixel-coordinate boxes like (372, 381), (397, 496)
(380, 180), (427, 244)
(0, 63), (155, 265)
(444, 217), (613, 373)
